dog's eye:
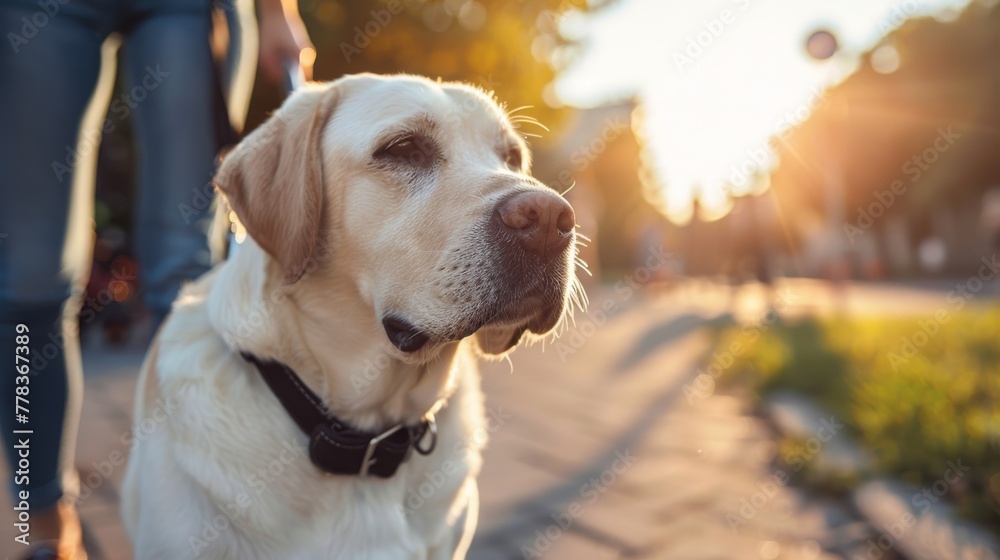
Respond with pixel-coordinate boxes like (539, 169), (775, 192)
(376, 135), (437, 168)
(385, 138), (418, 158)
(505, 147), (523, 171)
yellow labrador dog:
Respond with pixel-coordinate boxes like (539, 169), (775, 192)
(121, 74), (584, 559)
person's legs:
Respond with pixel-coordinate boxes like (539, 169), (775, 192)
(122, 2), (217, 324)
(0, 1), (111, 554)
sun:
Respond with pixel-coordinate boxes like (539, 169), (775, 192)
(554, 0), (974, 223)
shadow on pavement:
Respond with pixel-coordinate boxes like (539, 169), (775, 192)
(613, 312), (729, 373)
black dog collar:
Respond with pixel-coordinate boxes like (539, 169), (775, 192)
(241, 353), (437, 478)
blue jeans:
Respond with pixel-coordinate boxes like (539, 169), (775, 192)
(0, 0), (222, 510)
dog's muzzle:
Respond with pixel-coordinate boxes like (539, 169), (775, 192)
(479, 190), (575, 333)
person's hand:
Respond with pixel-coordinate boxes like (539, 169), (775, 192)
(257, 1), (314, 84)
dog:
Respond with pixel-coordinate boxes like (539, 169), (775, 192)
(121, 73), (584, 559)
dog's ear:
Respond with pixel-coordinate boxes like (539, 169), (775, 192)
(215, 84), (339, 284)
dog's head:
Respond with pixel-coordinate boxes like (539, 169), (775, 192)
(216, 74), (584, 360)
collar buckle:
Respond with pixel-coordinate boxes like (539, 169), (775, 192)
(359, 423), (404, 477)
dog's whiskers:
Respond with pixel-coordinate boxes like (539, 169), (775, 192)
(509, 115), (549, 128)
(506, 105), (534, 115)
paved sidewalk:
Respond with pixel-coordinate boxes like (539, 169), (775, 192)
(468, 289), (853, 559)
(0, 283), (869, 559)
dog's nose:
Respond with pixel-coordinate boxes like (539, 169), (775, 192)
(494, 191), (575, 260)
(382, 316), (429, 352)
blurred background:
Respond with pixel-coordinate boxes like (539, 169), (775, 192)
(18, 0), (1000, 558)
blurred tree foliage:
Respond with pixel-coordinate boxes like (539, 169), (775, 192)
(247, 0), (614, 133)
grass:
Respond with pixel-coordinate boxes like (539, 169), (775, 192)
(710, 307), (1000, 526)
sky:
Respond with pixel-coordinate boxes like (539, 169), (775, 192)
(555, 0), (979, 222)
